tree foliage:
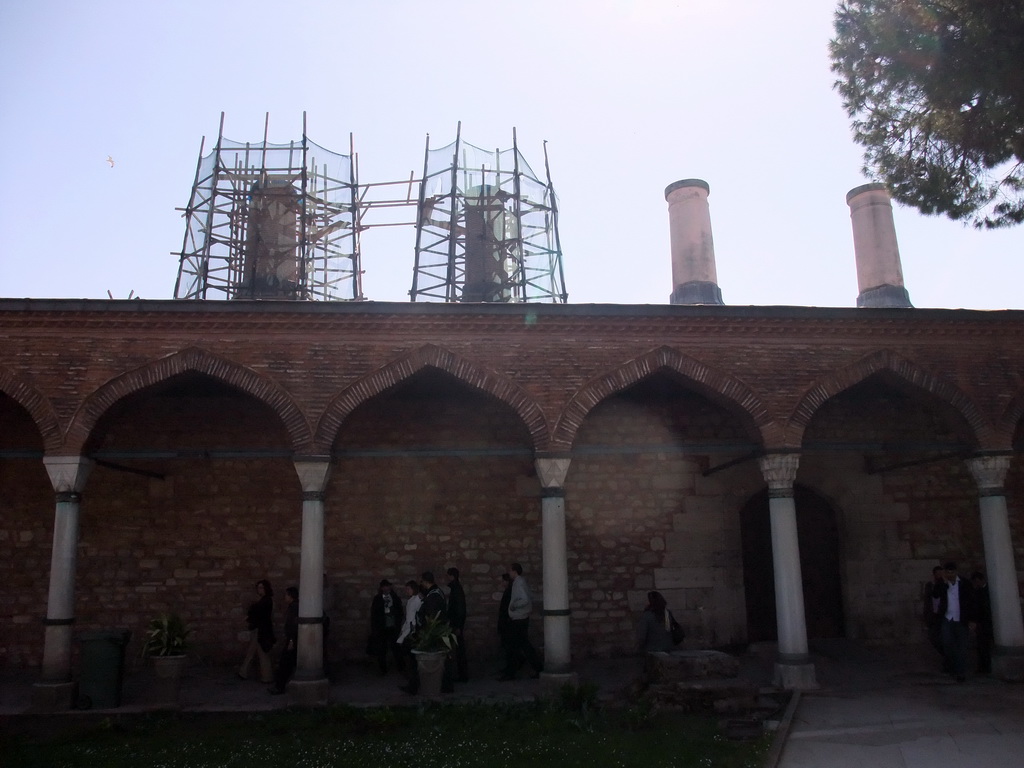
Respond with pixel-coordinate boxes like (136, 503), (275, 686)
(830, 0), (1024, 228)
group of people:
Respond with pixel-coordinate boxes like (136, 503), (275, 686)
(368, 568), (469, 693)
(371, 562), (543, 693)
(922, 562), (993, 681)
(238, 561), (995, 695)
(237, 561), (544, 697)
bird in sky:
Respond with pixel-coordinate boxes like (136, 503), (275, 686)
(106, 156), (115, 168)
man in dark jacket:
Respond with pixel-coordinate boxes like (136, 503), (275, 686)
(447, 567), (468, 682)
(971, 571), (993, 674)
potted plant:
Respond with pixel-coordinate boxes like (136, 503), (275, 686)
(411, 612), (457, 696)
(142, 613), (191, 703)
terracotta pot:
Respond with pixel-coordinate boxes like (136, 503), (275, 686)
(151, 654), (187, 703)
(152, 655), (187, 678)
(412, 650), (446, 697)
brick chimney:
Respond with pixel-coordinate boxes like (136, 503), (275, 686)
(665, 179), (723, 305)
(846, 183), (912, 308)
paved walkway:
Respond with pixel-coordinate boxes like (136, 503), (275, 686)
(0, 655), (644, 715)
(3, 640), (1023, 768)
(775, 641), (1024, 768)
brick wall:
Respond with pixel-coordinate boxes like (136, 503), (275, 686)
(1, 301), (1024, 671)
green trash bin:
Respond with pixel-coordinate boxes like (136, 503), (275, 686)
(78, 629), (132, 709)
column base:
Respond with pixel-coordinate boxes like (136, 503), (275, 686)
(288, 677), (329, 706)
(30, 680), (76, 712)
(539, 671), (578, 694)
(774, 661), (817, 690)
(993, 647), (1024, 682)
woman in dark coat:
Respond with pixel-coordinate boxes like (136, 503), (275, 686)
(368, 579), (404, 675)
(239, 579), (275, 683)
(637, 590), (676, 653)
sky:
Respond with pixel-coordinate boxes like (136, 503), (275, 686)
(1, 0), (1022, 310)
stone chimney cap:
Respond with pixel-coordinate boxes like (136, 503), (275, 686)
(665, 179), (710, 200)
(846, 182), (888, 204)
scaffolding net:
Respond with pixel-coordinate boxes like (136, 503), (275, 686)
(174, 134), (360, 301)
(412, 131), (566, 303)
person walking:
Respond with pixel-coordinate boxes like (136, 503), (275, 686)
(269, 586), (298, 695)
(238, 579), (275, 684)
(499, 562), (542, 680)
(446, 567), (468, 682)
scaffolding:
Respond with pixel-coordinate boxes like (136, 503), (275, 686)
(172, 117), (567, 303)
(173, 114), (362, 301)
(411, 124), (567, 303)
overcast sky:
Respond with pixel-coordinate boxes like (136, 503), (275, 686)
(2, 0), (1021, 309)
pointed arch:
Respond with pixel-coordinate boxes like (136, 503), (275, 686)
(0, 367), (62, 453)
(996, 386), (1024, 450)
(64, 347), (314, 453)
(790, 349), (993, 447)
(315, 344), (549, 451)
(551, 346), (776, 450)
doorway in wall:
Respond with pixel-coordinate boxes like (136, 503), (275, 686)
(740, 485), (845, 642)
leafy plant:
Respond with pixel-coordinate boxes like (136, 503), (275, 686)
(412, 612), (457, 653)
(142, 613), (191, 657)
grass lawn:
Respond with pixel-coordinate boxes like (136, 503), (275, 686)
(2, 693), (772, 768)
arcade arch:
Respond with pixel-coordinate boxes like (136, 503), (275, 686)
(0, 392), (52, 666)
(797, 370), (983, 644)
(74, 371), (302, 665)
(323, 366), (538, 663)
(563, 369), (766, 657)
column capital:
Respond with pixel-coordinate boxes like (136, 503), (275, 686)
(967, 454), (1011, 495)
(293, 457), (332, 494)
(535, 454), (572, 490)
(42, 456), (93, 494)
(759, 453), (800, 494)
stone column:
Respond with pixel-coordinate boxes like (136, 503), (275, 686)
(289, 456), (332, 704)
(758, 454), (817, 689)
(32, 456), (93, 711)
(967, 455), (1024, 680)
(536, 454), (574, 680)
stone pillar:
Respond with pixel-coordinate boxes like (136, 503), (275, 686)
(665, 179), (724, 305)
(758, 454), (817, 689)
(536, 454), (574, 681)
(32, 456), (93, 711)
(289, 457), (332, 704)
(967, 455), (1024, 680)
(846, 183), (913, 308)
